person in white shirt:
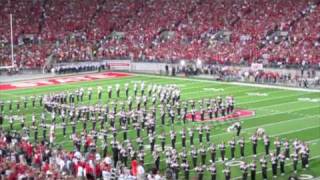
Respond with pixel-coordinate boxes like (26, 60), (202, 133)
(137, 162), (145, 180)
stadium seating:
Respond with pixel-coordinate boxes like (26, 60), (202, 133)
(0, 0), (319, 68)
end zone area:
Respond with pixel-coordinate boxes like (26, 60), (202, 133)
(0, 72), (132, 91)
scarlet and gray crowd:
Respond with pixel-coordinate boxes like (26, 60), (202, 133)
(0, 83), (311, 179)
(0, 0), (319, 69)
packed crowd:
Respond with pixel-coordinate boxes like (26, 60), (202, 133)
(0, 83), (312, 179)
(0, 0), (319, 69)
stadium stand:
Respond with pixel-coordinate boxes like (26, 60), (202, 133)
(0, 0), (319, 69)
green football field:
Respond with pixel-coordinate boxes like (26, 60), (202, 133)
(0, 73), (319, 179)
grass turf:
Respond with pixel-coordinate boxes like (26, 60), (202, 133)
(0, 73), (319, 180)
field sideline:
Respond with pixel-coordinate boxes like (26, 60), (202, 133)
(0, 72), (319, 180)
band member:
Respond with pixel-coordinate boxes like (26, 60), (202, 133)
(200, 106), (205, 121)
(189, 127), (195, 145)
(120, 145), (128, 166)
(301, 147), (309, 169)
(8, 100), (12, 111)
(125, 83), (129, 98)
(223, 165), (231, 180)
(191, 146), (198, 167)
(73, 134), (81, 151)
(142, 96), (148, 108)
(181, 161), (190, 180)
(49, 123), (56, 145)
(270, 153), (278, 178)
(31, 96), (36, 108)
(291, 151), (299, 173)
(140, 81), (145, 96)
(33, 125), (39, 142)
(191, 108), (196, 122)
(121, 124), (128, 141)
(230, 96), (235, 112)
(149, 133), (156, 152)
(16, 100), (20, 112)
(238, 136), (245, 158)
(160, 108), (166, 125)
(208, 161), (217, 180)
(0, 101), (4, 112)
(260, 156), (268, 180)
(9, 115), (14, 130)
(62, 121), (67, 137)
(39, 95), (43, 106)
(71, 119), (76, 135)
(274, 137), (281, 156)
(169, 108), (175, 124)
(170, 130), (176, 149)
(108, 86), (112, 99)
(263, 135), (270, 155)
(153, 150), (160, 170)
(136, 137), (144, 151)
(134, 83), (138, 97)
(0, 113), (2, 126)
(251, 133), (258, 157)
(305, 144), (310, 168)
(98, 86), (103, 100)
(134, 123), (141, 138)
(82, 117), (87, 130)
(195, 165), (205, 180)
(176, 102), (181, 116)
(159, 132), (166, 151)
(209, 143), (217, 162)
(198, 126), (203, 143)
(249, 160), (256, 180)
(99, 115), (105, 129)
(116, 84), (120, 98)
(181, 128), (187, 147)
(220, 103), (226, 117)
(20, 116), (25, 129)
(111, 139), (119, 167)
(136, 97), (141, 111)
(214, 104), (219, 118)
(229, 138), (236, 160)
(234, 122), (241, 136)
(278, 152), (286, 176)
(101, 141), (108, 157)
(208, 105), (213, 119)
(284, 139), (290, 159)
(240, 162), (249, 180)
(42, 123), (47, 140)
(171, 160), (179, 180)
(23, 97), (28, 109)
(205, 125), (211, 142)
(128, 97), (133, 111)
(219, 141), (226, 161)
(92, 116), (97, 131)
(199, 144), (206, 165)
(151, 95), (157, 106)
(111, 126), (118, 139)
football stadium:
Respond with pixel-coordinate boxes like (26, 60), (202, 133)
(0, 0), (319, 180)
